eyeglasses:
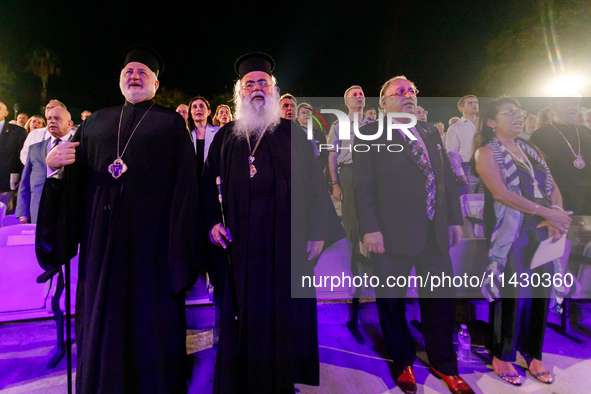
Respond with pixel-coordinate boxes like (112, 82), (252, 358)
(498, 108), (523, 117)
(242, 80), (273, 90)
(385, 88), (419, 98)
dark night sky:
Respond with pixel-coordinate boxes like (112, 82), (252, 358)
(0, 0), (544, 118)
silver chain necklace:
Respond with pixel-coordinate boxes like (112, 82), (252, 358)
(550, 123), (585, 169)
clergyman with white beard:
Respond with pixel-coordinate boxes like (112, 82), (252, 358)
(202, 52), (334, 393)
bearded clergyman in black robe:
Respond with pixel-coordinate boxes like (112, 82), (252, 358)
(36, 46), (202, 393)
(203, 52), (339, 393)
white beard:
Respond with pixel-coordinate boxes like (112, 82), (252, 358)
(232, 81), (281, 140)
(119, 76), (158, 104)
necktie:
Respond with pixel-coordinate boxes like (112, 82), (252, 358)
(48, 137), (61, 156)
(405, 128), (436, 220)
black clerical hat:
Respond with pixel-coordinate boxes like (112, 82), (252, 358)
(122, 45), (164, 76)
(234, 52), (275, 79)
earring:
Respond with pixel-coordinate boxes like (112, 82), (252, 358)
(493, 126), (496, 133)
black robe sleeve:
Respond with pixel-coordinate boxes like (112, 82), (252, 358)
(35, 126), (87, 270)
(168, 114), (204, 295)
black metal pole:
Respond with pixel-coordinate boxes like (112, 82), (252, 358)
(61, 137), (73, 394)
(65, 261), (72, 394)
(216, 177), (239, 324)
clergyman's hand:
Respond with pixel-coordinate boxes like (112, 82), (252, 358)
(46, 141), (80, 171)
(306, 240), (324, 261)
(363, 231), (385, 254)
(209, 223), (232, 249)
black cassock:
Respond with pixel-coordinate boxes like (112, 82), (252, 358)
(203, 118), (340, 393)
(529, 122), (591, 215)
(36, 99), (202, 393)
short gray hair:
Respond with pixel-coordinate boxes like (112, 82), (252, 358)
(47, 99), (67, 111)
(344, 85), (364, 100)
(379, 75), (416, 110)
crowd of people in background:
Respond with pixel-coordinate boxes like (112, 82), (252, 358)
(3, 92), (591, 221)
(1, 46), (591, 394)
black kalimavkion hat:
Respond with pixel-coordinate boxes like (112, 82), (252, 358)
(234, 52), (275, 79)
(122, 45), (164, 76)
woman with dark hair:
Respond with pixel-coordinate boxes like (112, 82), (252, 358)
(187, 96), (220, 178)
(473, 97), (572, 386)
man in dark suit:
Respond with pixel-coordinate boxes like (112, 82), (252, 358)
(16, 107), (73, 223)
(0, 101), (27, 214)
(297, 102), (328, 172)
(353, 76), (473, 394)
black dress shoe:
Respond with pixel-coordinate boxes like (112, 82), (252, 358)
(395, 366), (417, 394)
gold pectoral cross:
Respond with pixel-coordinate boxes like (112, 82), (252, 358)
(248, 155), (257, 178)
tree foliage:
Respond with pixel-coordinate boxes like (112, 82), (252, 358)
(154, 87), (192, 110)
(154, 87), (234, 118)
(26, 47), (61, 104)
(0, 62), (16, 101)
(208, 92), (234, 114)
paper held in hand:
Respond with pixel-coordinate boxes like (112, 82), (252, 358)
(530, 235), (568, 269)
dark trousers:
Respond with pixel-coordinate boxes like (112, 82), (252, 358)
(373, 222), (458, 376)
(458, 163), (482, 195)
(489, 214), (551, 362)
(339, 165), (366, 290)
(490, 298), (549, 362)
(338, 165), (359, 250)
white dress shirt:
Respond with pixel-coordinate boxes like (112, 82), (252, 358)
(46, 131), (75, 178)
(445, 117), (476, 176)
(327, 114), (373, 165)
(21, 127), (50, 165)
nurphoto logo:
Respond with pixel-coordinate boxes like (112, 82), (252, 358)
(306, 111), (418, 153)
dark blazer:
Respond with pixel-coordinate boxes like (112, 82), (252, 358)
(295, 122), (329, 171)
(0, 122), (27, 192)
(353, 120), (462, 255)
(15, 139), (51, 223)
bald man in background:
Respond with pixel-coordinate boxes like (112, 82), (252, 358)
(16, 107), (73, 223)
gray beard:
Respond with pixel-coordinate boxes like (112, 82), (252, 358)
(233, 88), (281, 140)
(554, 113), (576, 125)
